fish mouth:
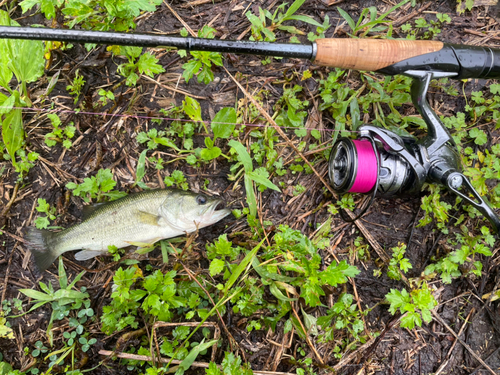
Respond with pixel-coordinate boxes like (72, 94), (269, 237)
(206, 199), (231, 221)
(214, 201), (225, 211)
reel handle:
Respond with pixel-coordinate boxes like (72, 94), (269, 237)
(445, 172), (500, 233)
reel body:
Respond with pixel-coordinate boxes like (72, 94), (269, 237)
(328, 70), (500, 233)
(329, 136), (423, 197)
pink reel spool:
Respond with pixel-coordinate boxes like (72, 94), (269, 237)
(349, 140), (378, 193)
(328, 138), (378, 194)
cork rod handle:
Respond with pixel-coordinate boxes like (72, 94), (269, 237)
(314, 39), (444, 71)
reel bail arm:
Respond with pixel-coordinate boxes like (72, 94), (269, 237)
(407, 70), (500, 233)
(446, 172), (500, 233)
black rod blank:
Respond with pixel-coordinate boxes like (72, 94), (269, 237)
(0, 26), (314, 59)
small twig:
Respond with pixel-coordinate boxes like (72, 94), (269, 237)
(290, 303), (324, 365)
(141, 75), (208, 100)
(470, 346), (500, 375)
(0, 182), (20, 228)
(431, 310), (497, 375)
(180, 262), (236, 351)
(435, 308), (474, 375)
(333, 315), (402, 371)
(393, 2), (433, 27)
(163, 1), (196, 37)
(1, 242), (16, 305)
(464, 29), (500, 42)
(322, 0), (345, 6)
(1, 230), (29, 244)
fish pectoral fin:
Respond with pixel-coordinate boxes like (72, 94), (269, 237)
(74, 250), (108, 261)
(137, 211), (161, 226)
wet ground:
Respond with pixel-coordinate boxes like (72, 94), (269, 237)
(1, 0), (500, 374)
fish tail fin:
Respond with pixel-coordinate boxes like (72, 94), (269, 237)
(25, 227), (59, 272)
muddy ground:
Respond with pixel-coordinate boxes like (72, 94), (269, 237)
(1, 0), (500, 374)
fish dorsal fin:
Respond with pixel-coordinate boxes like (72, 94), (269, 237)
(82, 203), (106, 220)
(137, 211), (161, 226)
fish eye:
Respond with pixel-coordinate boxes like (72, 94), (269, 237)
(196, 195), (207, 205)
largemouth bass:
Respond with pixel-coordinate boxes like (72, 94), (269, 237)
(26, 189), (230, 272)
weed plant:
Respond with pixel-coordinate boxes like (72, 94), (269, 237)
(2, 1), (499, 374)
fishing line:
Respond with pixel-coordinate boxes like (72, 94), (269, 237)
(349, 140), (378, 194)
(339, 137), (380, 223)
(1, 106), (361, 134)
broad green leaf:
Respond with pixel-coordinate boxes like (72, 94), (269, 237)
(269, 282), (296, 302)
(244, 175), (257, 217)
(399, 258), (412, 273)
(34, 216), (50, 229)
(401, 311), (422, 329)
(286, 15), (323, 27)
(212, 107), (236, 140)
(252, 258), (296, 282)
(135, 149), (148, 186)
(0, 93), (15, 115)
(209, 258), (225, 276)
(2, 108), (23, 165)
(7, 34), (45, 85)
(182, 60), (202, 83)
(58, 257), (68, 289)
(0, 10), (16, 89)
(290, 314), (307, 340)
(197, 64), (214, 84)
(183, 96), (202, 122)
(200, 146), (221, 161)
(320, 260), (359, 286)
(20, 0), (60, 19)
(176, 339), (217, 374)
(246, 170), (280, 192)
(223, 239), (264, 295)
(386, 288), (410, 314)
(0, 92), (9, 113)
(421, 308), (432, 324)
(283, 0), (306, 20)
(19, 289), (53, 301)
(0, 40), (12, 89)
(137, 52), (165, 77)
(469, 128), (487, 145)
(301, 307), (318, 336)
(228, 140), (252, 172)
(337, 7), (356, 32)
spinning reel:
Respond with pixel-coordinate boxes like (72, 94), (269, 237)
(329, 70), (500, 232)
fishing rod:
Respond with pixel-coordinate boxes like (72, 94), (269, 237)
(0, 26), (499, 232)
(0, 26), (500, 78)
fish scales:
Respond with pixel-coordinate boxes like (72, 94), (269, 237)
(52, 190), (175, 253)
(26, 189), (230, 272)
